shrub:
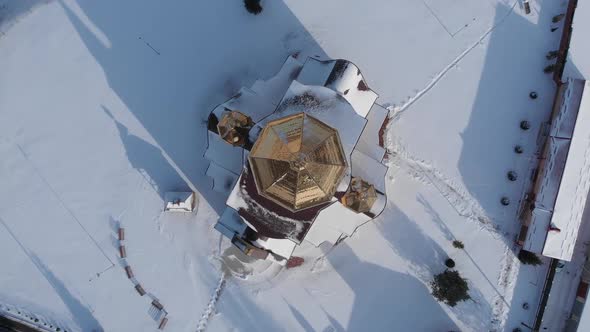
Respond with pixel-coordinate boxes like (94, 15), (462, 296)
(518, 250), (543, 266)
(544, 64), (556, 73)
(552, 13), (565, 23)
(452, 240), (464, 249)
(445, 258), (456, 268)
(546, 51), (558, 60)
(432, 270), (470, 307)
(244, 0), (263, 15)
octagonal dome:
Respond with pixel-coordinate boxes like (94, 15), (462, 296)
(248, 112), (347, 212)
(341, 177), (377, 213)
(217, 110), (253, 146)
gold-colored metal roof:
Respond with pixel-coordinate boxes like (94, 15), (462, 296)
(341, 177), (377, 213)
(248, 112), (347, 212)
(217, 110), (253, 146)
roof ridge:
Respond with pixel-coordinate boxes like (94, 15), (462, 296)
(294, 168), (328, 209)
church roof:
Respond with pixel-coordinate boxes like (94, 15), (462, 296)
(248, 112), (347, 212)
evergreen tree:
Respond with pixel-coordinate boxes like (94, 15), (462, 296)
(432, 270), (470, 307)
(445, 258), (456, 268)
(518, 250), (543, 266)
(452, 240), (464, 249)
(244, 0), (263, 15)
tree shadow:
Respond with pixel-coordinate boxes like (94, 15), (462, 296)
(102, 106), (187, 197)
(214, 280), (283, 332)
(417, 193), (455, 242)
(287, 303), (314, 332)
(58, 0), (329, 214)
(324, 243), (460, 331)
(29, 254), (103, 332)
(0, 0), (47, 32)
(376, 203), (447, 281)
(375, 202), (493, 330)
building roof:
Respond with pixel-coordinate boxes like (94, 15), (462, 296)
(164, 192), (195, 212)
(550, 79), (585, 138)
(341, 177), (378, 213)
(356, 103), (389, 161)
(228, 161), (332, 243)
(563, 0), (590, 80)
(524, 208), (553, 254)
(534, 137), (570, 211)
(225, 80), (369, 243)
(207, 55), (389, 258)
(248, 112), (347, 212)
(217, 111), (252, 146)
(543, 81), (590, 261)
(296, 58), (378, 117)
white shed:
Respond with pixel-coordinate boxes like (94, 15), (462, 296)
(164, 192), (196, 212)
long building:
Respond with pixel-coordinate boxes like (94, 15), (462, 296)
(516, 1), (590, 330)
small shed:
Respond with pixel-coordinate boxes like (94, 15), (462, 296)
(164, 192), (196, 212)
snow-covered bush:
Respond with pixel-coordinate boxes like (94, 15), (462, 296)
(244, 0), (263, 15)
(544, 64), (556, 73)
(452, 240), (464, 249)
(445, 258), (455, 268)
(431, 270), (470, 307)
(518, 250), (543, 266)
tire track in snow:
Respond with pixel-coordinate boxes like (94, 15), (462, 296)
(490, 246), (519, 331)
(196, 272), (226, 332)
(387, 140), (518, 330)
(389, 0), (519, 120)
(387, 140), (500, 234)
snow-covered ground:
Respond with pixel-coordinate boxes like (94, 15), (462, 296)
(0, 0), (568, 331)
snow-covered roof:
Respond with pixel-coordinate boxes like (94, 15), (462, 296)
(356, 103), (389, 161)
(303, 219), (344, 247)
(543, 81), (590, 261)
(324, 61), (377, 117)
(259, 80), (367, 158)
(251, 237), (296, 261)
(214, 207), (248, 239)
(207, 56), (389, 261)
(296, 57), (334, 86)
(563, 0), (590, 80)
(251, 56), (303, 106)
(226, 166), (329, 243)
(296, 58), (378, 117)
(206, 162), (239, 195)
(534, 137), (570, 211)
(351, 150), (388, 193)
(579, 310), (590, 332)
(523, 208), (552, 254)
(204, 131), (244, 175)
(220, 79), (387, 249)
(164, 192), (196, 212)
(214, 87), (277, 123)
(368, 194), (387, 217)
(318, 202), (371, 236)
(550, 79), (584, 139)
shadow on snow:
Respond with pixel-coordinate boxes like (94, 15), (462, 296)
(58, 0), (328, 214)
(30, 254), (103, 332)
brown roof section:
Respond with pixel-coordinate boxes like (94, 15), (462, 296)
(248, 112), (347, 212)
(341, 177), (378, 213)
(237, 162), (331, 243)
(217, 110), (253, 147)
